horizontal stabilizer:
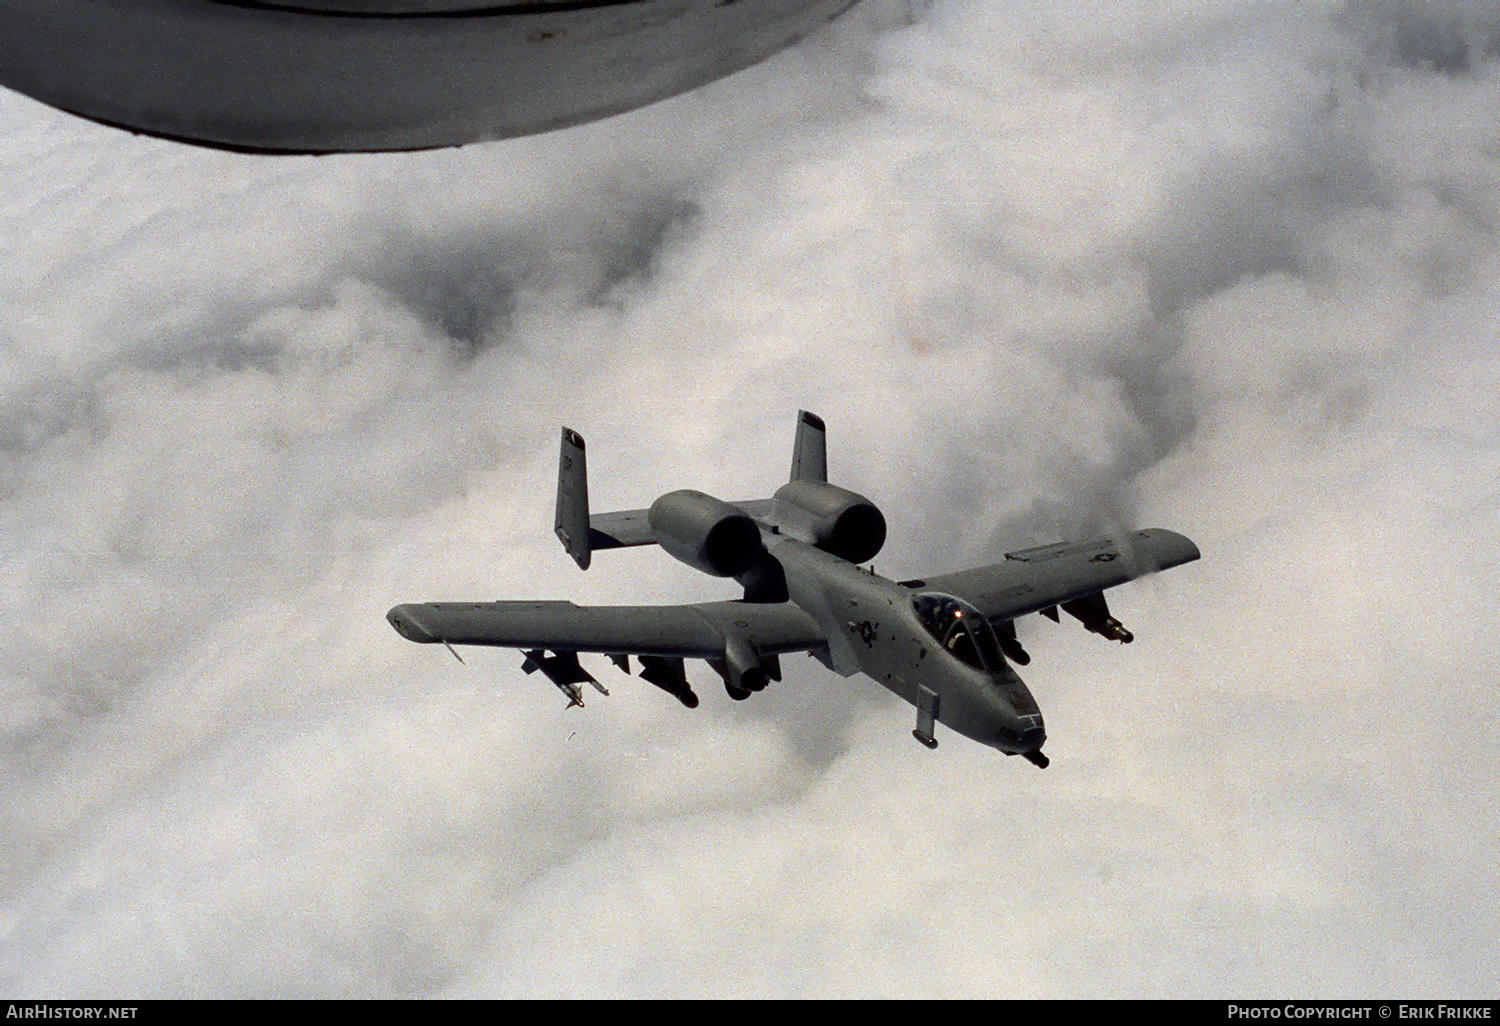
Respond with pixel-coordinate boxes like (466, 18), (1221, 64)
(587, 508), (656, 549)
(588, 499), (777, 550)
(559, 411), (823, 557)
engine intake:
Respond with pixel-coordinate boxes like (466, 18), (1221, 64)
(648, 489), (765, 577)
(772, 480), (887, 563)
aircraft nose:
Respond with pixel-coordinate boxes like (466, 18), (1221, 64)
(1018, 722), (1047, 751)
(997, 720), (1048, 767)
(996, 714), (1047, 756)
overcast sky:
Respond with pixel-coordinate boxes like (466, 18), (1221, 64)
(1, 0), (1496, 998)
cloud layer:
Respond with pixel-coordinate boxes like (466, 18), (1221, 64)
(1, 0), (1495, 997)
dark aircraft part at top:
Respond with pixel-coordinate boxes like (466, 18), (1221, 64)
(388, 411), (1203, 766)
(0, 0), (862, 154)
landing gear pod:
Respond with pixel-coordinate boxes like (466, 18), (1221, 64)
(995, 619), (1031, 665)
(708, 635), (781, 699)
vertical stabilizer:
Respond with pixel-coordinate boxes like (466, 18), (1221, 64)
(790, 410), (827, 483)
(555, 427), (591, 570)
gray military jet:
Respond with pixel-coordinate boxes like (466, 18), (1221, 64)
(387, 412), (1199, 767)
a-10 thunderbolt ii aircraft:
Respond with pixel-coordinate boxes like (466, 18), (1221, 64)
(387, 412), (1199, 767)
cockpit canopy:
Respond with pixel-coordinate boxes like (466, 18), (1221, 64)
(911, 591), (1006, 673)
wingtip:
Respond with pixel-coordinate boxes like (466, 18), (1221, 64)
(1136, 528), (1201, 570)
(387, 604), (436, 643)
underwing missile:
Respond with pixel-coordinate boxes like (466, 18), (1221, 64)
(521, 650), (602, 709)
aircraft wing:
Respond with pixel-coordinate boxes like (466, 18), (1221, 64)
(387, 598), (822, 658)
(914, 528), (1201, 622)
(388, 597), (824, 707)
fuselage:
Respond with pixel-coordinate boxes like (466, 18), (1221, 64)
(765, 533), (1047, 758)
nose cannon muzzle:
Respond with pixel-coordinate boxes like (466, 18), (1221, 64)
(997, 719), (1048, 767)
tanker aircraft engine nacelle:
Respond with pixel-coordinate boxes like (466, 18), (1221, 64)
(388, 410), (1202, 767)
(0, 0), (863, 154)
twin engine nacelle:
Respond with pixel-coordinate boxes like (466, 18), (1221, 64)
(648, 490), (765, 578)
(647, 481), (888, 576)
(772, 480), (887, 564)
